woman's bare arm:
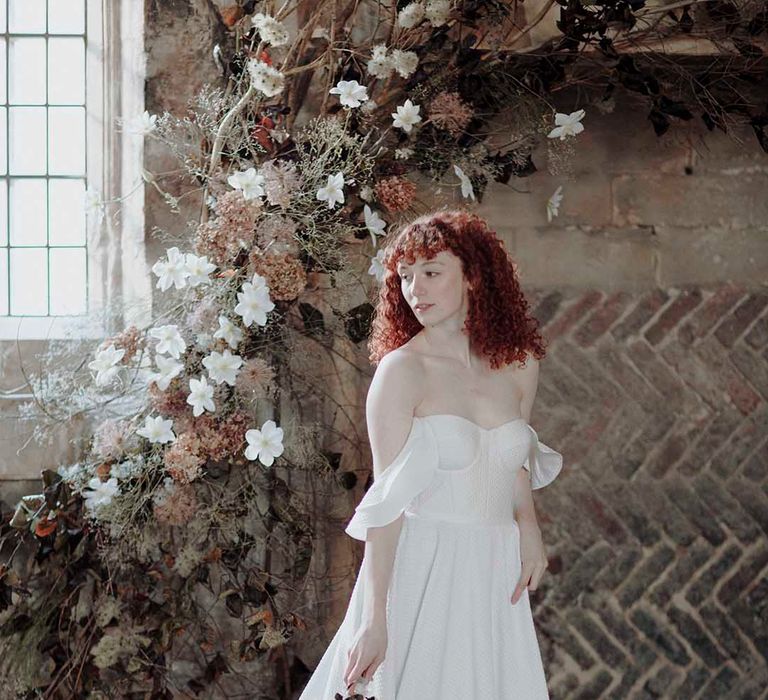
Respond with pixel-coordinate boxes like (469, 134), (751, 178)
(514, 353), (540, 524)
(359, 350), (422, 624)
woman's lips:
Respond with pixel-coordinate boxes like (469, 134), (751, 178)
(414, 304), (434, 312)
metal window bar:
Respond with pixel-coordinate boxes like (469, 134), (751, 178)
(2, 0), (89, 318)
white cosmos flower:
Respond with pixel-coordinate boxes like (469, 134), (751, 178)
(83, 477), (120, 512)
(149, 324), (186, 359)
(252, 13), (290, 46)
(184, 253), (216, 287)
(329, 80), (369, 108)
(392, 99), (422, 133)
(247, 59), (285, 97)
(125, 110), (157, 136)
(152, 246), (190, 291)
(88, 344), (125, 387)
(453, 164), (475, 201)
(368, 248), (387, 282)
(234, 286), (274, 328)
(187, 375), (216, 417)
(547, 185), (564, 222)
(213, 316), (244, 349)
(241, 272), (270, 295)
(137, 415), (176, 444)
(227, 167), (266, 201)
(390, 49), (419, 79)
(398, 2), (425, 28)
(202, 348), (243, 386)
(148, 354), (184, 391)
(547, 109), (586, 140)
(244, 419), (285, 467)
(364, 205), (386, 245)
(425, 0), (452, 26)
(316, 172), (346, 209)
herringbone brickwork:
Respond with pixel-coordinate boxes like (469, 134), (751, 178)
(525, 284), (768, 700)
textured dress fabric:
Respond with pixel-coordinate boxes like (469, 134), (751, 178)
(298, 414), (563, 700)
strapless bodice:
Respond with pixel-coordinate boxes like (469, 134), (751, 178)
(345, 414), (563, 541)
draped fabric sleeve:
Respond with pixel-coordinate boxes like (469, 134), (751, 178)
(522, 424), (563, 490)
(344, 418), (439, 541)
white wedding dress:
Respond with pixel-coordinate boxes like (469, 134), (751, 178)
(299, 413), (563, 700)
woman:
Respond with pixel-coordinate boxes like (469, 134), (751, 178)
(299, 210), (562, 699)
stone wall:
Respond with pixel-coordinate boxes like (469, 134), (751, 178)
(1, 2), (766, 698)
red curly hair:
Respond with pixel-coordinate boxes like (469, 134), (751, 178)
(368, 210), (547, 370)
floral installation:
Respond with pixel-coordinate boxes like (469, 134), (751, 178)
(2, 0), (767, 696)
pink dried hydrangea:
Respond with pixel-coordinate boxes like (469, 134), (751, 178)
(153, 483), (198, 526)
(164, 433), (206, 484)
(190, 411), (250, 462)
(149, 383), (189, 417)
(235, 358), (275, 399)
(255, 215), (299, 255)
(92, 419), (136, 461)
(374, 176), (416, 213)
(259, 159), (303, 208)
(428, 91), (474, 136)
(248, 251), (307, 301)
(103, 325), (145, 364)
(194, 190), (262, 266)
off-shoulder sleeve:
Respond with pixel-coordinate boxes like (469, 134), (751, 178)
(522, 424), (563, 489)
(345, 418), (438, 541)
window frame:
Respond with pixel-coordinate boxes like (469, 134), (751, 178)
(0, 0), (150, 340)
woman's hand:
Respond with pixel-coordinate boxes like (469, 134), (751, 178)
(511, 519), (548, 605)
(343, 619), (388, 692)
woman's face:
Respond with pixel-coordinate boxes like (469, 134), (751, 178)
(396, 249), (471, 327)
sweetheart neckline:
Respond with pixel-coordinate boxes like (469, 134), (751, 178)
(414, 413), (529, 433)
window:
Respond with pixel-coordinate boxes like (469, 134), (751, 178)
(0, 0), (149, 340)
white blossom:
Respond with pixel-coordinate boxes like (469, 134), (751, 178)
(453, 164), (475, 201)
(227, 167), (266, 201)
(368, 248), (387, 282)
(184, 253), (216, 287)
(392, 99), (422, 133)
(364, 205), (387, 246)
(395, 147), (413, 160)
(125, 110), (157, 136)
(251, 13), (290, 46)
(137, 415), (176, 444)
(398, 2), (425, 28)
(329, 79), (369, 109)
(152, 247), (190, 291)
(244, 420), (285, 467)
(425, 0), (452, 26)
(149, 325), (186, 359)
(148, 354), (184, 391)
(234, 286), (274, 328)
(213, 316), (244, 349)
(359, 185), (374, 202)
(547, 109), (586, 140)
(202, 348), (243, 386)
(390, 49), (419, 79)
(316, 171), (346, 209)
(88, 344), (125, 387)
(187, 375), (216, 417)
(247, 59), (285, 97)
(547, 185), (564, 222)
(83, 477), (120, 512)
